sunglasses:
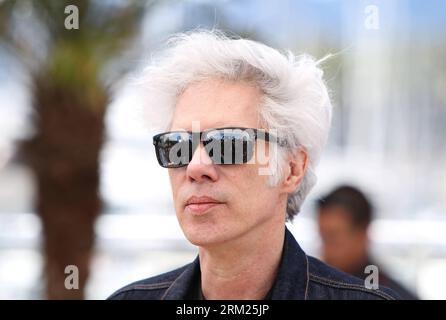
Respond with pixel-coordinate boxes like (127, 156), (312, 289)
(153, 127), (287, 168)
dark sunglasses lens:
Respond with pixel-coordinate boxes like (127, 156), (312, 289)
(156, 132), (192, 167)
(204, 129), (254, 164)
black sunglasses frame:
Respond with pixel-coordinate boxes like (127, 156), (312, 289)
(152, 127), (288, 168)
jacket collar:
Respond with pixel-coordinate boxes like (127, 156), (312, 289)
(268, 226), (309, 299)
(162, 226), (309, 300)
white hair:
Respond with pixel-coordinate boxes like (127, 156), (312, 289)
(138, 30), (333, 221)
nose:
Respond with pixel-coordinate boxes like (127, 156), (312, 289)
(186, 143), (219, 183)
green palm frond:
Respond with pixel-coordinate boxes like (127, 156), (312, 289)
(1, 0), (154, 110)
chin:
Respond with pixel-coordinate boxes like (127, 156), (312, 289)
(183, 227), (224, 247)
(180, 221), (234, 247)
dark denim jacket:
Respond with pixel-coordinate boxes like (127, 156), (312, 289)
(108, 227), (399, 300)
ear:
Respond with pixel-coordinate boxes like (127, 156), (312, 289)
(281, 148), (309, 194)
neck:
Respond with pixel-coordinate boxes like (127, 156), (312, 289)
(350, 248), (371, 276)
(199, 221), (286, 300)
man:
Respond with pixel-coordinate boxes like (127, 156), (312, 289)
(317, 185), (418, 299)
(108, 31), (398, 300)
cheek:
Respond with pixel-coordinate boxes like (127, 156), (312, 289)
(231, 166), (274, 206)
(168, 170), (184, 203)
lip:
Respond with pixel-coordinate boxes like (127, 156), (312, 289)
(185, 196), (224, 215)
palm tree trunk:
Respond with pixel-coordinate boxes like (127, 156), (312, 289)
(24, 77), (106, 299)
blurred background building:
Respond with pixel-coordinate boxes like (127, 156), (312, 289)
(0, 0), (445, 299)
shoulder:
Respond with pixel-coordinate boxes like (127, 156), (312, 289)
(306, 255), (400, 300)
(107, 263), (190, 300)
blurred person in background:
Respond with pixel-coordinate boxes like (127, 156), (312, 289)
(108, 31), (399, 300)
(317, 185), (418, 300)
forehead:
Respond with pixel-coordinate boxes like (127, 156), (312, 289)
(170, 78), (262, 131)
